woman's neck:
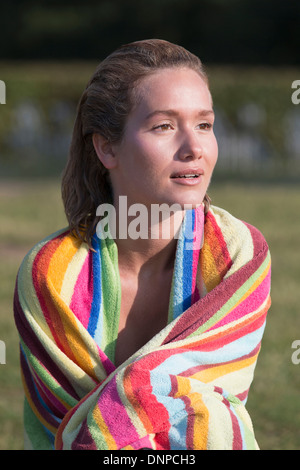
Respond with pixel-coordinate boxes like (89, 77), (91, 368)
(114, 205), (185, 275)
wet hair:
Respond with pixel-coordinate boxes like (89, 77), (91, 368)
(61, 39), (211, 247)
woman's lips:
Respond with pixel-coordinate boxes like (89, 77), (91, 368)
(170, 168), (204, 185)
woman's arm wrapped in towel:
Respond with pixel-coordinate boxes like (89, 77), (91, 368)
(14, 206), (271, 450)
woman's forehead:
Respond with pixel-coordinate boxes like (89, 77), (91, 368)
(131, 67), (212, 117)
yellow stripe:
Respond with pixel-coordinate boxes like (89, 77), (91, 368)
(189, 393), (209, 449)
(173, 377), (208, 449)
(48, 235), (79, 292)
(92, 405), (118, 450)
(191, 353), (258, 383)
(48, 285), (98, 379)
(173, 376), (191, 398)
(201, 242), (221, 292)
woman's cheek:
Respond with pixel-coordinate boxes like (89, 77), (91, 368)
(209, 136), (219, 168)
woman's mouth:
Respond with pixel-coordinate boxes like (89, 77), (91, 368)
(173, 174), (199, 178)
(170, 169), (204, 185)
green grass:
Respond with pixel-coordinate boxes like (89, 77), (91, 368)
(0, 179), (67, 450)
(209, 179), (300, 450)
(0, 178), (299, 449)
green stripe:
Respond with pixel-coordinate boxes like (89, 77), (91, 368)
(89, 410), (110, 450)
(100, 237), (121, 363)
(24, 398), (54, 450)
(21, 339), (78, 408)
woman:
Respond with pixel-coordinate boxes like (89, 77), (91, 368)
(14, 39), (271, 450)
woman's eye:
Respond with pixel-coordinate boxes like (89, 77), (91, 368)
(153, 123), (172, 131)
(198, 122), (212, 130)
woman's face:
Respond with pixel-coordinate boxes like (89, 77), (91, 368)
(103, 67), (218, 209)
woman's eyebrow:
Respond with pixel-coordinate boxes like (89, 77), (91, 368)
(145, 109), (215, 120)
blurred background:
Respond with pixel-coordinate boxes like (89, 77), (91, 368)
(0, 0), (300, 450)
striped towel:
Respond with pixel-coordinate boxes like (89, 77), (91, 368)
(14, 205), (271, 450)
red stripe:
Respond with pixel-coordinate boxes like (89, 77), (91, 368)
(214, 386), (243, 449)
(126, 363), (171, 440)
(236, 389), (249, 402)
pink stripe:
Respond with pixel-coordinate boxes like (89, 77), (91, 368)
(129, 435), (154, 450)
(97, 375), (140, 448)
(209, 269), (270, 331)
(70, 253), (93, 329)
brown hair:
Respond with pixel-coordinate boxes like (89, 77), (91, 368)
(61, 39), (211, 247)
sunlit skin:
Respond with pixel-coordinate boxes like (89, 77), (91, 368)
(95, 67), (218, 209)
(93, 67), (219, 366)
(93, 67), (218, 251)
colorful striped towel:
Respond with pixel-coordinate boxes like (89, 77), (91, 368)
(14, 205), (271, 450)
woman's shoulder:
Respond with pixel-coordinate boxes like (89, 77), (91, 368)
(209, 205), (268, 243)
(17, 227), (90, 285)
(207, 205), (269, 274)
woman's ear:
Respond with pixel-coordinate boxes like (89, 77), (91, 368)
(92, 133), (117, 170)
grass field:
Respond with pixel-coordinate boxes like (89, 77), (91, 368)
(0, 177), (300, 450)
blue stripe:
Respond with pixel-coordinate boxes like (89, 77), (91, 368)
(171, 210), (195, 320)
(150, 369), (188, 450)
(150, 323), (266, 377)
(87, 235), (102, 338)
(181, 210), (195, 311)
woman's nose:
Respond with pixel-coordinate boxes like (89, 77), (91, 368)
(178, 130), (203, 161)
